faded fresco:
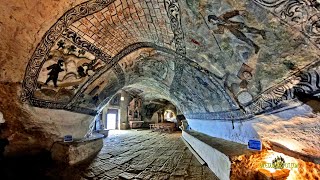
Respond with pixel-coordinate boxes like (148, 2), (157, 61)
(34, 37), (106, 102)
(181, 0), (319, 110)
(23, 0), (320, 117)
(74, 70), (119, 110)
(120, 48), (175, 87)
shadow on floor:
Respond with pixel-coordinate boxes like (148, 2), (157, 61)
(0, 151), (94, 180)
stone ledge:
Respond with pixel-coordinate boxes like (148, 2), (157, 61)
(268, 141), (320, 164)
(182, 130), (258, 180)
(182, 131), (231, 180)
(184, 130), (255, 157)
(51, 135), (103, 165)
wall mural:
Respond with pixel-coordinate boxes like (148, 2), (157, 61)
(34, 35), (106, 103)
(172, 62), (235, 113)
(253, 0), (320, 48)
(73, 69), (119, 110)
(109, 93), (121, 106)
(22, 0), (320, 120)
(180, 0), (320, 119)
(22, 0), (188, 115)
(186, 63), (320, 121)
(121, 49), (175, 87)
(208, 10), (266, 54)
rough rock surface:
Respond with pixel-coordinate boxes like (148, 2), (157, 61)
(51, 138), (103, 165)
(0, 82), (93, 156)
(0, 111), (4, 123)
(0, 0), (87, 82)
(0, 0), (94, 156)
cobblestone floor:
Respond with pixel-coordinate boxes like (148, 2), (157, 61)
(80, 130), (219, 180)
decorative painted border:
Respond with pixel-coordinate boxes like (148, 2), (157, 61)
(164, 0), (186, 55)
(186, 63), (320, 121)
(22, 0), (115, 111)
(253, 0), (320, 48)
(62, 28), (112, 62)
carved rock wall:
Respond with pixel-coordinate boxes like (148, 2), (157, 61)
(0, 0), (320, 163)
(0, 0), (87, 82)
(188, 103), (320, 160)
(0, 82), (93, 156)
(0, 0), (93, 156)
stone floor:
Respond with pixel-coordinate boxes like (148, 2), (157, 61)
(80, 130), (219, 180)
(1, 130), (219, 180)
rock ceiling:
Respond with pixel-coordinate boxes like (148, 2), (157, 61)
(22, 0), (320, 120)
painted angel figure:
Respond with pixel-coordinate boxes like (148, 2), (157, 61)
(208, 10), (266, 53)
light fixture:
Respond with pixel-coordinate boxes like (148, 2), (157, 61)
(121, 96), (124, 101)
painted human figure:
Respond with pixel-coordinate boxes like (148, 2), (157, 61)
(239, 70), (252, 89)
(208, 10), (266, 53)
(44, 59), (64, 87)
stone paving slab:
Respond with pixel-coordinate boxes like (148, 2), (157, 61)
(81, 130), (219, 180)
(119, 172), (137, 179)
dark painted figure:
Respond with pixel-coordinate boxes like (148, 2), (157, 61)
(77, 66), (86, 78)
(92, 95), (99, 105)
(208, 10), (266, 53)
(44, 59), (64, 87)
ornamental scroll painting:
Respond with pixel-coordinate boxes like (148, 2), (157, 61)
(252, 0), (320, 48)
(34, 37), (106, 102)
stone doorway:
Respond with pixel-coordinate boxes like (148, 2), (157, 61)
(105, 109), (119, 130)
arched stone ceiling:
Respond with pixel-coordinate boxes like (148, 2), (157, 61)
(23, 0), (320, 120)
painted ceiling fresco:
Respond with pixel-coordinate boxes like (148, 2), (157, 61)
(23, 0), (320, 119)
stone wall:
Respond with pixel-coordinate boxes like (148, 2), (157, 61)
(51, 138), (103, 165)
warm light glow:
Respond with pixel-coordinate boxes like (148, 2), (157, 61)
(272, 139), (301, 152)
(164, 110), (176, 122)
(261, 151), (298, 178)
(230, 149), (320, 180)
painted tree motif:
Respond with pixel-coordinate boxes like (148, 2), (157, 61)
(78, 49), (86, 57)
(57, 40), (65, 50)
(67, 45), (77, 54)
